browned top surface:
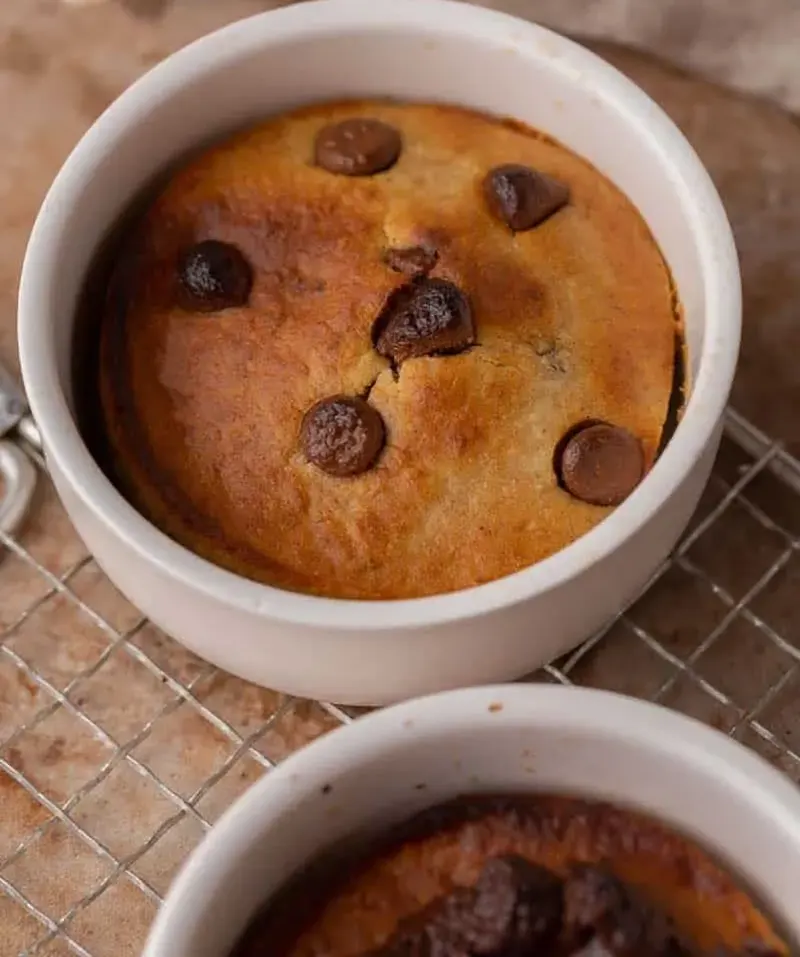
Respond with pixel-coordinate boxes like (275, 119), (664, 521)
(98, 99), (676, 600)
(235, 796), (785, 957)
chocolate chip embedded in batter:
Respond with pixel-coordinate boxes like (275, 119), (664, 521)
(557, 422), (644, 507)
(314, 118), (402, 176)
(470, 855), (563, 951)
(177, 240), (253, 312)
(375, 855), (562, 957)
(384, 244), (439, 277)
(300, 395), (385, 477)
(374, 278), (475, 364)
(563, 865), (687, 957)
(483, 164), (570, 231)
(563, 864), (630, 933)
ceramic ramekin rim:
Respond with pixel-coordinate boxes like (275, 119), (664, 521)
(142, 685), (800, 957)
(18, 0), (741, 631)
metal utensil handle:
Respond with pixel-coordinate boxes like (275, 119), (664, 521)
(0, 361), (39, 537)
(0, 439), (37, 536)
(0, 359), (27, 438)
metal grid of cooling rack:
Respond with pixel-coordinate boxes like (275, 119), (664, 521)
(2, 407), (800, 957)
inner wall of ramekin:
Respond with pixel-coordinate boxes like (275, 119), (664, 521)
(149, 690), (800, 957)
(44, 18), (706, 418)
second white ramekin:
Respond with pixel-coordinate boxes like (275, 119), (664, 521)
(142, 687), (800, 957)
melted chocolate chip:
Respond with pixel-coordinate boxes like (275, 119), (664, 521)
(375, 855), (562, 957)
(563, 864), (633, 937)
(373, 861), (707, 957)
(374, 278), (475, 364)
(563, 865), (687, 957)
(300, 395), (385, 477)
(470, 855), (562, 952)
(557, 422), (645, 507)
(384, 245), (439, 278)
(178, 240), (253, 312)
(483, 164), (570, 231)
(314, 118), (402, 176)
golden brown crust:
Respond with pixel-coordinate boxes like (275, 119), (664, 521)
(98, 100), (678, 599)
(235, 796), (785, 957)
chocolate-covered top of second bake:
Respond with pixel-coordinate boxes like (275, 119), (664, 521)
(230, 796), (786, 957)
(97, 100), (679, 599)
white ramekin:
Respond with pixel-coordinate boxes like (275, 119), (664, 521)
(17, 0), (740, 704)
(142, 686), (800, 957)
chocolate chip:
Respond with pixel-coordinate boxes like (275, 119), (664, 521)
(374, 278), (474, 364)
(483, 164), (569, 231)
(177, 240), (253, 311)
(384, 245), (439, 278)
(300, 395), (385, 477)
(563, 864), (630, 934)
(374, 855), (561, 957)
(469, 855), (562, 953)
(563, 865), (687, 957)
(557, 422), (644, 507)
(314, 118), (401, 176)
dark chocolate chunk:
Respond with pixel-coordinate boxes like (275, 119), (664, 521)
(300, 395), (385, 477)
(469, 855), (562, 953)
(563, 864), (633, 936)
(177, 240), (253, 312)
(373, 855), (561, 957)
(563, 865), (687, 957)
(483, 164), (569, 231)
(384, 245), (439, 278)
(374, 278), (474, 364)
(314, 118), (402, 176)
(557, 422), (645, 507)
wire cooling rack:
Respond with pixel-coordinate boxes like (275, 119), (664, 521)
(2, 408), (800, 957)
